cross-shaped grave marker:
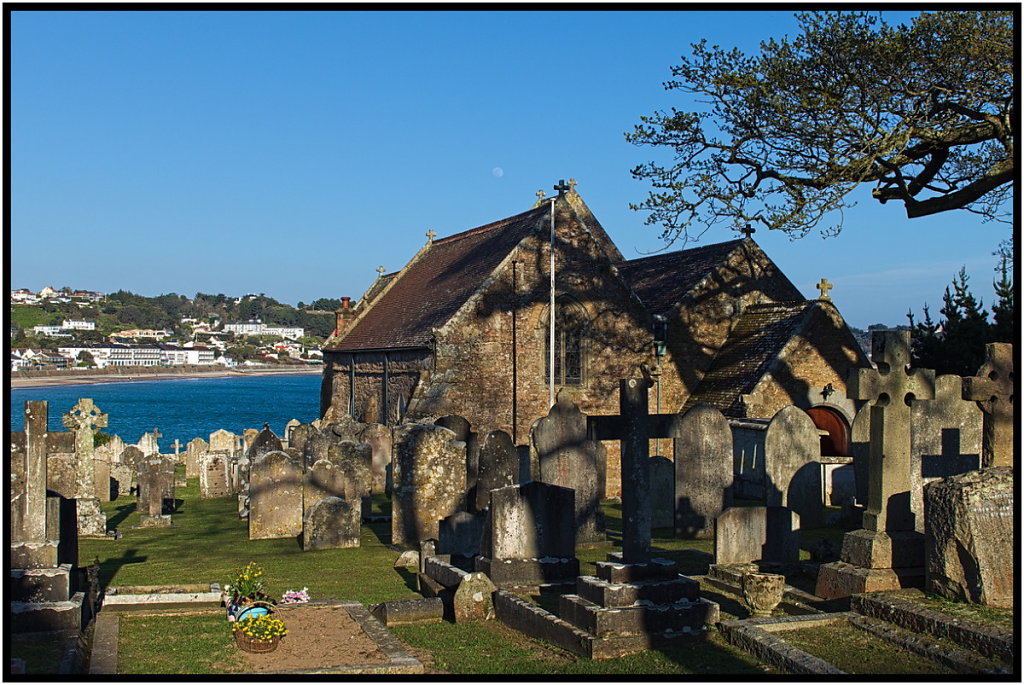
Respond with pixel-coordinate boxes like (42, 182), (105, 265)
(962, 342), (1014, 468)
(847, 330), (935, 532)
(62, 398), (108, 498)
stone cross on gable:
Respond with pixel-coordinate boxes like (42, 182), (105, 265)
(536, 189), (546, 201)
(426, 229), (436, 243)
(376, 265), (386, 278)
(962, 342), (1014, 467)
(847, 330), (935, 532)
(817, 278), (833, 300)
(568, 178), (577, 191)
(553, 179), (570, 195)
(740, 223), (755, 238)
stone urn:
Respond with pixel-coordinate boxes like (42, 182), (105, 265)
(741, 572), (785, 618)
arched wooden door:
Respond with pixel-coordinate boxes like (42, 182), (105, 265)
(806, 406), (850, 457)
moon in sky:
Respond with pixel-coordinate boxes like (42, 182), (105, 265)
(492, 167), (504, 178)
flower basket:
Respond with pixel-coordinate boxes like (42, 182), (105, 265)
(234, 630), (281, 654)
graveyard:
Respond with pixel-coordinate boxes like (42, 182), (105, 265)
(7, 333), (1016, 676)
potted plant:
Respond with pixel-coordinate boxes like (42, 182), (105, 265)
(224, 562), (276, 622)
(232, 614), (288, 653)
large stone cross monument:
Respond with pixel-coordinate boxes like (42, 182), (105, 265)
(62, 399), (109, 537)
(962, 342), (1014, 468)
(816, 331), (935, 599)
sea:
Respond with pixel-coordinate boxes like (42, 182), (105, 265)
(8, 373), (323, 449)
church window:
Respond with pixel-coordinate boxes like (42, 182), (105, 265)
(545, 299), (588, 386)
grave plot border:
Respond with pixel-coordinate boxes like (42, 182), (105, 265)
(89, 600), (423, 675)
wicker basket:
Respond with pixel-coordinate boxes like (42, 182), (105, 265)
(234, 630), (281, 654)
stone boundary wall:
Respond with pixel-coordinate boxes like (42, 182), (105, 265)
(850, 591), (1013, 662)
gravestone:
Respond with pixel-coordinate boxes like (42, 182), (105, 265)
(435, 415), (478, 511)
(94, 435), (125, 501)
(532, 390), (605, 543)
(327, 440), (374, 516)
(392, 425), (467, 547)
(329, 415), (364, 442)
(45, 432), (77, 498)
(248, 450), (303, 540)
(475, 430), (518, 512)
(304, 430), (331, 468)
(911, 374), (982, 532)
(672, 403), (733, 539)
(209, 429), (239, 458)
(961, 342), (1014, 468)
(112, 445), (144, 497)
(199, 451), (230, 499)
(136, 457), (175, 526)
(246, 424), (283, 462)
(303, 496), (361, 550)
(137, 429), (162, 458)
(764, 405), (823, 529)
(438, 510), (486, 561)
(62, 399), (108, 537)
(242, 428), (259, 452)
(850, 404), (871, 507)
(284, 419), (301, 448)
(11, 401), (57, 568)
(304, 459), (345, 514)
(288, 423), (318, 459)
(475, 480), (579, 587)
(649, 456), (674, 529)
(714, 506), (801, 564)
(924, 467), (1013, 608)
(359, 422), (392, 494)
(816, 331), (935, 600)
(185, 438), (208, 479)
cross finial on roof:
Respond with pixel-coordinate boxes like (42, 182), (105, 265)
(536, 189), (546, 201)
(568, 178), (577, 191)
(554, 179), (570, 196)
(817, 278), (833, 300)
(376, 265), (386, 278)
(426, 229), (436, 243)
(740, 223), (755, 238)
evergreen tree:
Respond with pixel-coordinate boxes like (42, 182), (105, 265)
(991, 252), (1015, 343)
(909, 267), (997, 376)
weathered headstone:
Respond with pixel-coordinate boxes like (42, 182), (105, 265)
(209, 429), (239, 458)
(438, 510), (486, 560)
(284, 419), (301, 448)
(961, 342), (1014, 468)
(532, 390), (605, 544)
(248, 450), (303, 539)
(137, 428), (162, 458)
(475, 430), (518, 512)
(714, 506), (801, 564)
(392, 425), (467, 547)
(94, 434), (125, 501)
(911, 374), (982, 532)
(185, 437), (208, 479)
(288, 423), (318, 459)
(672, 403), (733, 539)
(303, 496), (361, 550)
(304, 459), (345, 513)
(924, 467), (1013, 608)
(45, 432), (77, 498)
(329, 414), (364, 442)
(649, 456), (674, 529)
(816, 331), (935, 600)
(246, 424), (283, 462)
(242, 428), (259, 452)
(475, 480), (578, 587)
(11, 401), (57, 568)
(136, 457), (175, 526)
(764, 405), (823, 529)
(199, 451), (230, 499)
(359, 423), (392, 494)
(61, 399), (108, 536)
(327, 440), (373, 516)
(303, 430), (331, 468)
(435, 414), (479, 511)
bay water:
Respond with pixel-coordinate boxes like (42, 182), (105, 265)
(8, 373), (322, 449)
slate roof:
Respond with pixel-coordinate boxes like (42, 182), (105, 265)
(332, 205), (548, 351)
(614, 240), (746, 315)
(682, 301), (815, 417)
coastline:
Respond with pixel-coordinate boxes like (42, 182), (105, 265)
(9, 366), (322, 390)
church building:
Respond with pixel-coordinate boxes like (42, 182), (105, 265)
(320, 182), (869, 494)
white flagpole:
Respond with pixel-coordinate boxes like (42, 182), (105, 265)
(549, 195), (556, 409)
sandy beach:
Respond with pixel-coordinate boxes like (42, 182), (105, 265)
(9, 367), (322, 389)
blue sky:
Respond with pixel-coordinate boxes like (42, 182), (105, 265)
(10, 9), (1010, 329)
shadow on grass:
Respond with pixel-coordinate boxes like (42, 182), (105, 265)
(394, 566), (419, 594)
(654, 634), (767, 674)
(106, 503), (138, 530)
(96, 548), (148, 587)
(365, 520), (393, 547)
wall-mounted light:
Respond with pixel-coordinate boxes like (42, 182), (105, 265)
(822, 383), (835, 399)
(652, 314), (668, 358)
